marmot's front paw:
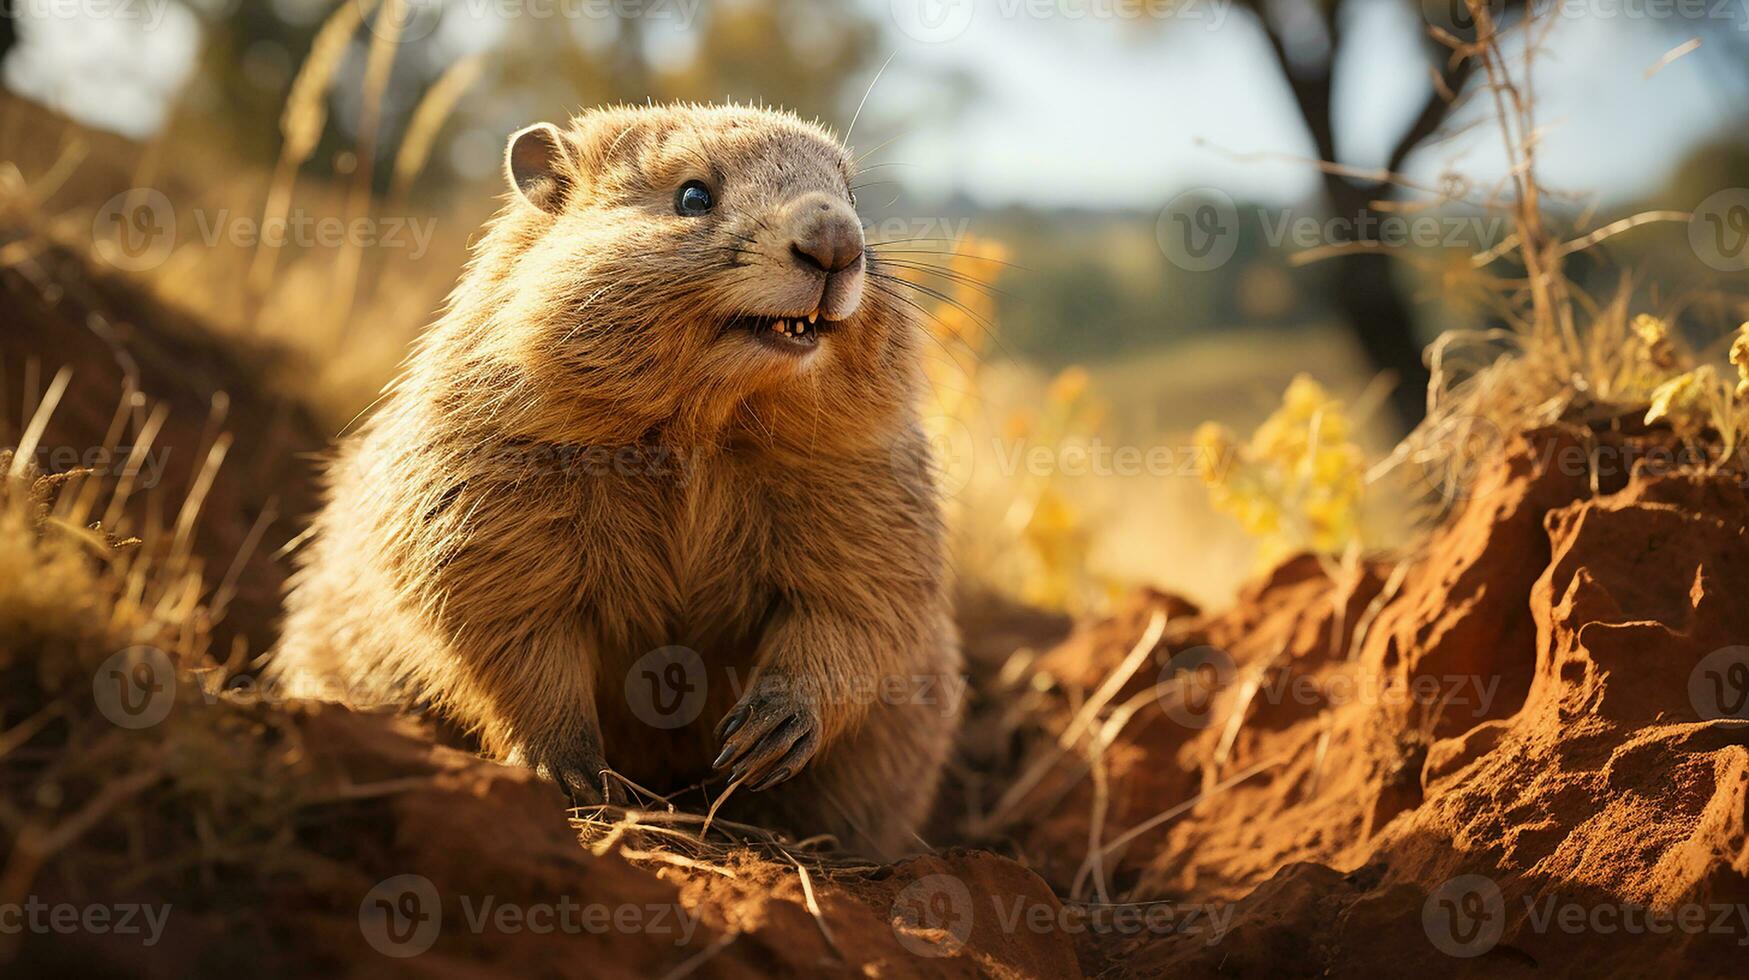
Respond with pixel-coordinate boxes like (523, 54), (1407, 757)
(712, 682), (822, 791)
(551, 765), (614, 807)
(516, 742), (620, 807)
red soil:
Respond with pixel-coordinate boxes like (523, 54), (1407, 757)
(8, 240), (1746, 976)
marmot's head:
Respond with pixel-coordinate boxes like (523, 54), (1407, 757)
(459, 103), (919, 450)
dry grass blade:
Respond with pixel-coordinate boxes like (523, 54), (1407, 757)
(1072, 756), (1284, 891)
(1555, 210), (1690, 257)
(700, 774), (746, 842)
(248, 0), (379, 301)
(657, 929), (741, 980)
(973, 609), (1167, 836)
(792, 857), (843, 961)
(330, 0), (405, 336)
(1073, 679), (1208, 901)
(8, 366), (71, 480)
(1645, 38), (1701, 79)
(1064, 610), (1169, 751)
(618, 849), (737, 878)
(99, 403), (169, 533)
(390, 54), (487, 201)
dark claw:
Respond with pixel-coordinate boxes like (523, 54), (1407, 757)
(712, 681), (823, 791)
(712, 741), (739, 770)
(750, 766), (791, 792)
(716, 707), (748, 741)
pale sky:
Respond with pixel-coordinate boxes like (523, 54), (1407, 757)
(864, 0), (1746, 208)
(3, 0), (1741, 209)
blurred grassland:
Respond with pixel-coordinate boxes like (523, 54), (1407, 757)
(4, 53), (1403, 618)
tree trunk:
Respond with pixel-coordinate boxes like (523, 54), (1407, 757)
(1324, 176), (1432, 430)
(0, 10), (16, 66)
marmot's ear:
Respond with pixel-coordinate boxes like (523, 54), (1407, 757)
(506, 123), (575, 215)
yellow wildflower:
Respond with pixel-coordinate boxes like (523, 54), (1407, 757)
(1645, 365), (1720, 438)
(1730, 323), (1749, 400)
(1194, 375), (1367, 563)
(1631, 314), (1677, 370)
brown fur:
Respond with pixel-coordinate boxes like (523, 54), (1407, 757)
(269, 104), (960, 858)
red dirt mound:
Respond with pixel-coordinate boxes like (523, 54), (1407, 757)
(25, 419), (1744, 978)
(1004, 422), (1749, 977)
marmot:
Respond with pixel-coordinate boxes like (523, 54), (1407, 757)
(269, 103), (961, 858)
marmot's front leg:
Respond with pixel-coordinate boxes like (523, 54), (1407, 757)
(709, 597), (961, 857)
(711, 446), (956, 800)
(711, 650), (827, 791)
(471, 627), (617, 805)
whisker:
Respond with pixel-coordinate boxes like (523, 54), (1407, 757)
(868, 248), (1031, 272)
(873, 260), (1010, 298)
(872, 282), (986, 379)
(851, 131), (909, 170)
(868, 272), (1019, 362)
(844, 51), (896, 148)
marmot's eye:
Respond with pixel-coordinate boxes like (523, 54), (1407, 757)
(676, 180), (714, 216)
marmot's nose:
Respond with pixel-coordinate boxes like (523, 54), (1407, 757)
(786, 193), (863, 274)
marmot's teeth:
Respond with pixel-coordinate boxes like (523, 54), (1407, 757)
(806, 313), (817, 325)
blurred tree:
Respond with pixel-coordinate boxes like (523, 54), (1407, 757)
(166, 0), (876, 194)
(1234, 0), (1492, 428)
(1236, 0), (1749, 428)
